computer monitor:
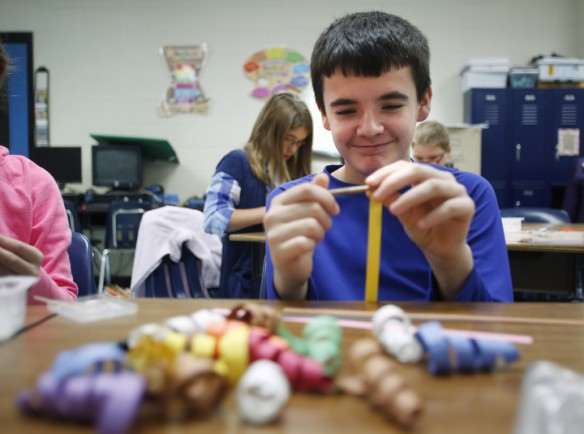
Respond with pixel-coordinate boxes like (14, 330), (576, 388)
(91, 144), (143, 191)
(29, 146), (82, 188)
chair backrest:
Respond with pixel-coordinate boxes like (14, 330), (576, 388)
(68, 232), (97, 296)
(104, 200), (150, 249)
(500, 207), (571, 224)
(183, 196), (205, 211)
(144, 244), (205, 298)
(63, 200), (82, 233)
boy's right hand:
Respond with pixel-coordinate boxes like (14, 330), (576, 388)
(263, 173), (340, 299)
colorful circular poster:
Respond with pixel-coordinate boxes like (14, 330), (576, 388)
(243, 47), (310, 99)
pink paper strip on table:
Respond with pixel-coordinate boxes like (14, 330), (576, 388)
(282, 316), (533, 345)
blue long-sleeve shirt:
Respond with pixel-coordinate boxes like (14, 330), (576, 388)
(265, 164), (513, 302)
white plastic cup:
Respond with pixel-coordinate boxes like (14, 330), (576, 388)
(0, 276), (37, 342)
(502, 217), (523, 233)
(501, 217), (524, 242)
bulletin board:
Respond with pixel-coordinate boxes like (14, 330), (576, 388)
(160, 44), (209, 116)
(243, 47), (309, 99)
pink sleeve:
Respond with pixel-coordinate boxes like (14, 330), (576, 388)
(27, 168), (78, 304)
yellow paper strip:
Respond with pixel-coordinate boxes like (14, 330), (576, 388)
(365, 199), (382, 302)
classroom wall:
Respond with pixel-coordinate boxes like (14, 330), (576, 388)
(1, 0), (582, 201)
(579, 1), (584, 58)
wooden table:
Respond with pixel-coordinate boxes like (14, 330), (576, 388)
(2, 299), (584, 433)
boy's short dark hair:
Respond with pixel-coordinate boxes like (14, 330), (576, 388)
(310, 11), (431, 111)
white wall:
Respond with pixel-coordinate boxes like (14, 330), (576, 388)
(1, 0), (582, 200)
(579, 0), (584, 57)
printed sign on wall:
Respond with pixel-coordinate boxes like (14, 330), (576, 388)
(160, 44), (209, 116)
(243, 47), (309, 99)
(557, 128), (580, 157)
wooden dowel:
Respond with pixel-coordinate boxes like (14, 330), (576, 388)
(365, 199), (382, 302)
(329, 185), (371, 196)
(282, 307), (584, 327)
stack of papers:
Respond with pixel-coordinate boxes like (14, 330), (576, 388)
(507, 230), (584, 244)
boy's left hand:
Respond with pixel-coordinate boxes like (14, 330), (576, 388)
(365, 161), (475, 297)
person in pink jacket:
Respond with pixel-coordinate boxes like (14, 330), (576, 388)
(0, 43), (77, 303)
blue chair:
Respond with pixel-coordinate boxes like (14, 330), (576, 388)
(98, 200), (151, 293)
(500, 207), (571, 224)
(103, 200), (151, 249)
(144, 244), (207, 298)
(183, 196), (205, 211)
(63, 200), (82, 233)
(68, 232), (97, 296)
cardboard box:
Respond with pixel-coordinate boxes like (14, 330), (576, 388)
(446, 124), (483, 175)
(509, 68), (538, 88)
(460, 58), (510, 92)
(535, 57), (584, 82)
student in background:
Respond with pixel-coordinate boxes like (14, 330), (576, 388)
(412, 120), (452, 167)
(263, 11), (512, 302)
(0, 43), (77, 303)
(204, 92), (313, 298)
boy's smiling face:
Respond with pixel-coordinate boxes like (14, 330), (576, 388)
(320, 67), (432, 185)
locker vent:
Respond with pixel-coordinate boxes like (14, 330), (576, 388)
(521, 104), (537, 126)
(560, 104), (577, 126)
(484, 105), (499, 126)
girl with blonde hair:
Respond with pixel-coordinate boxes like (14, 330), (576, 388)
(204, 92), (313, 298)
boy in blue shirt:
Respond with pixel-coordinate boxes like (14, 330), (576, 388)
(263, 11), (513, 302)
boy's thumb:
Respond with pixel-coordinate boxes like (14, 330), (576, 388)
(311, 172), (330, 189)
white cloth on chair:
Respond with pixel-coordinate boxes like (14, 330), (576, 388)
(130, 206), (222, 297)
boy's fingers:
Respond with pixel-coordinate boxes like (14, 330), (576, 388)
(311, 172), (330, 189)
(265, 201), (333, 233)
(368, 161), (453, 202)
(271, 177), (339, 216)
(389, 177), (468, 215)
(418, 196), (475, 228)
(267, 217), (328, 247)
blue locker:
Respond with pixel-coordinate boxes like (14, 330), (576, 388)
(509, 89), (550, 207)
(549, 89), (584, 186)
(463, 89), (510, 207)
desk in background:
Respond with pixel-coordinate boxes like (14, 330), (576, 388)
(229, 232), (266, 286)
(506, 223), (584, 300)
(231, 226), (584, 300)
(63, 191), (155, 245)
(2, 299), (584, 433)
(229, 232), (265, 243)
